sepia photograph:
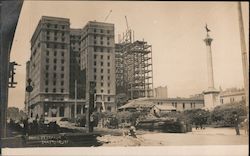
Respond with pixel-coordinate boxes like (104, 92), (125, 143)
(0, 0), (249, 155)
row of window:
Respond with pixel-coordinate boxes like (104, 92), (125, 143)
(46, 50), (65, 57)
(46, 23), (67, 30)
(46, 36), (66, 42)
(46, 43), (67, 49)
(45, 73), (64, 78)
(94, 61), (111, 67)
(45, 88), (64, 93)
(94, 75), (111, 80)
(46, 58), (65, 64)
(93, 28), (110, 34)
(45, 65), (64, 71)
(93, 40), (110, 45)
(94, 35), (110, 40)
(45, 80), (64, 86)
(94, 54), (110, 60)
(93, 47), (112, 53)
(94, 68), (111, 74)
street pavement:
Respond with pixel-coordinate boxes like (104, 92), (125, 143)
(97, 127), (248, 146)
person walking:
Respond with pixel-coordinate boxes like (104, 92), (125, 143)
(233, 112), (240, 135)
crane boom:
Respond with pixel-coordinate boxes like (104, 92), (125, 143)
(125, 16), (129, 30)
(104, 10), (112, 22)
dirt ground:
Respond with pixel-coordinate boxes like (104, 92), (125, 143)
(97, 127), (249, 146)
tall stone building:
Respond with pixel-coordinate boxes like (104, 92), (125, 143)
(80, 21), (116, 112)
(25, 16), (85, 118)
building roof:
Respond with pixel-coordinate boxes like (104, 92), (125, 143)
(118, 98), (154, 110)
(154, 105), (176, 111)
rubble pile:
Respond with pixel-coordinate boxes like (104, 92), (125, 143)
(97, 135), (144, 146)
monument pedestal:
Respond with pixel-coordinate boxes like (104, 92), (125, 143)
(203, 88), (220, 110)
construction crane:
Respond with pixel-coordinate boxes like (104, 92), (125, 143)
(104, 10), (112, 22)
(125, 16), (129, 30)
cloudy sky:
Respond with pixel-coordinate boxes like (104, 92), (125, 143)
(9, 1), (249, 109)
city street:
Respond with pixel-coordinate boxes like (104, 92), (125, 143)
(97, 127), (248, 146)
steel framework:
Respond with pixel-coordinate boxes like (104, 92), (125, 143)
(115, 29), (153, 100)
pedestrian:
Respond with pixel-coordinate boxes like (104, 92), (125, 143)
(23, 117), (29, 136)
(233, 112), (240, 135)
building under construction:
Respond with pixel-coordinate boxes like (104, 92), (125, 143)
(115, 28), (153, 100)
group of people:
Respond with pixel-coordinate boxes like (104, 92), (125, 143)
(9, 115), (60, 136)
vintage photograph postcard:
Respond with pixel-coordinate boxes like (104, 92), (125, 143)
(1, 1), (249, 155)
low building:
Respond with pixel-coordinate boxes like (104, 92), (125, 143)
(219, 88), (245, 104)
(118, 97), (204, 112)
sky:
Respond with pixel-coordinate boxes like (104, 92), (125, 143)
(8, 1), (249, 110)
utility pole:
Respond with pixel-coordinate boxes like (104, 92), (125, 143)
(74, 80), (77, 122)
(237, 2), (249, 133)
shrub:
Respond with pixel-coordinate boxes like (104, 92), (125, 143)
(210, 102), (247, 127)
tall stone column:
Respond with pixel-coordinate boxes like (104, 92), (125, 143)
(203, 31), (220, 110)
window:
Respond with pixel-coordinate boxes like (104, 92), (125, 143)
(107, 106), (111, 111)
(94, 75), (97, 80)
(107, 37), (110, 40)
(54, 65), (57, 70)
(53, 88), (56, 93)
(54, 37), (57, 41)
(45, 88), (48, 92)
(101, 76), (104, 80)
(46, 65), (49, 70)
(94, 35), (97, 39)
(107, 30), (110, 34)
(61, 66), (64, 71)
(61, 52), (64, 57)
(108, 97), (111, 101)
(61, 59), (65, 64)
(94, 61), (96, 66)
(46, 58), (49, 63)
(94, 41), (96, 44)
(101, 69), (103, 73)
(46, 73), (49, 78)
(108, 83), (110, 87)
(107, 42), (110, 45)
(53, 73), (57, 78)
(94, 47), (97, 52)
(62, 25), (65, 29)
(108, 76), (110, 80)
(100, 41), (103, 45)
(47, 36), (50, 40)
(94, 54), (97, 59)
(183, 103), (185, 109)
(61, 81), (64, 86)
(101, 62), (103, 66)
(101, 82), (103, 87)
(108, 90), (110, 94)
(59, 107), (64, 117)
(53, 81), (56, 85)
(107, 69), (110, 74)
(61, 89), (64, 93)
(100, 29), (103, 33)
(46, 51), (49, 56)
(61, 74), (64, 78)
(45, 80), (48, 85)
(94, 68), (96, 73)
(101, 89), (103, 93)
(107, 56), (110, 60)
(54, 59), (57, 63)
(94, 29), (96, 32)
(100, 48), (103, 52)
(55, 24), (58, 28)
(107, 62), (110, 67)
(100, 55), (103, 59)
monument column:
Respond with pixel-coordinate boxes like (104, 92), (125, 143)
(203, 25), (220, 110)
